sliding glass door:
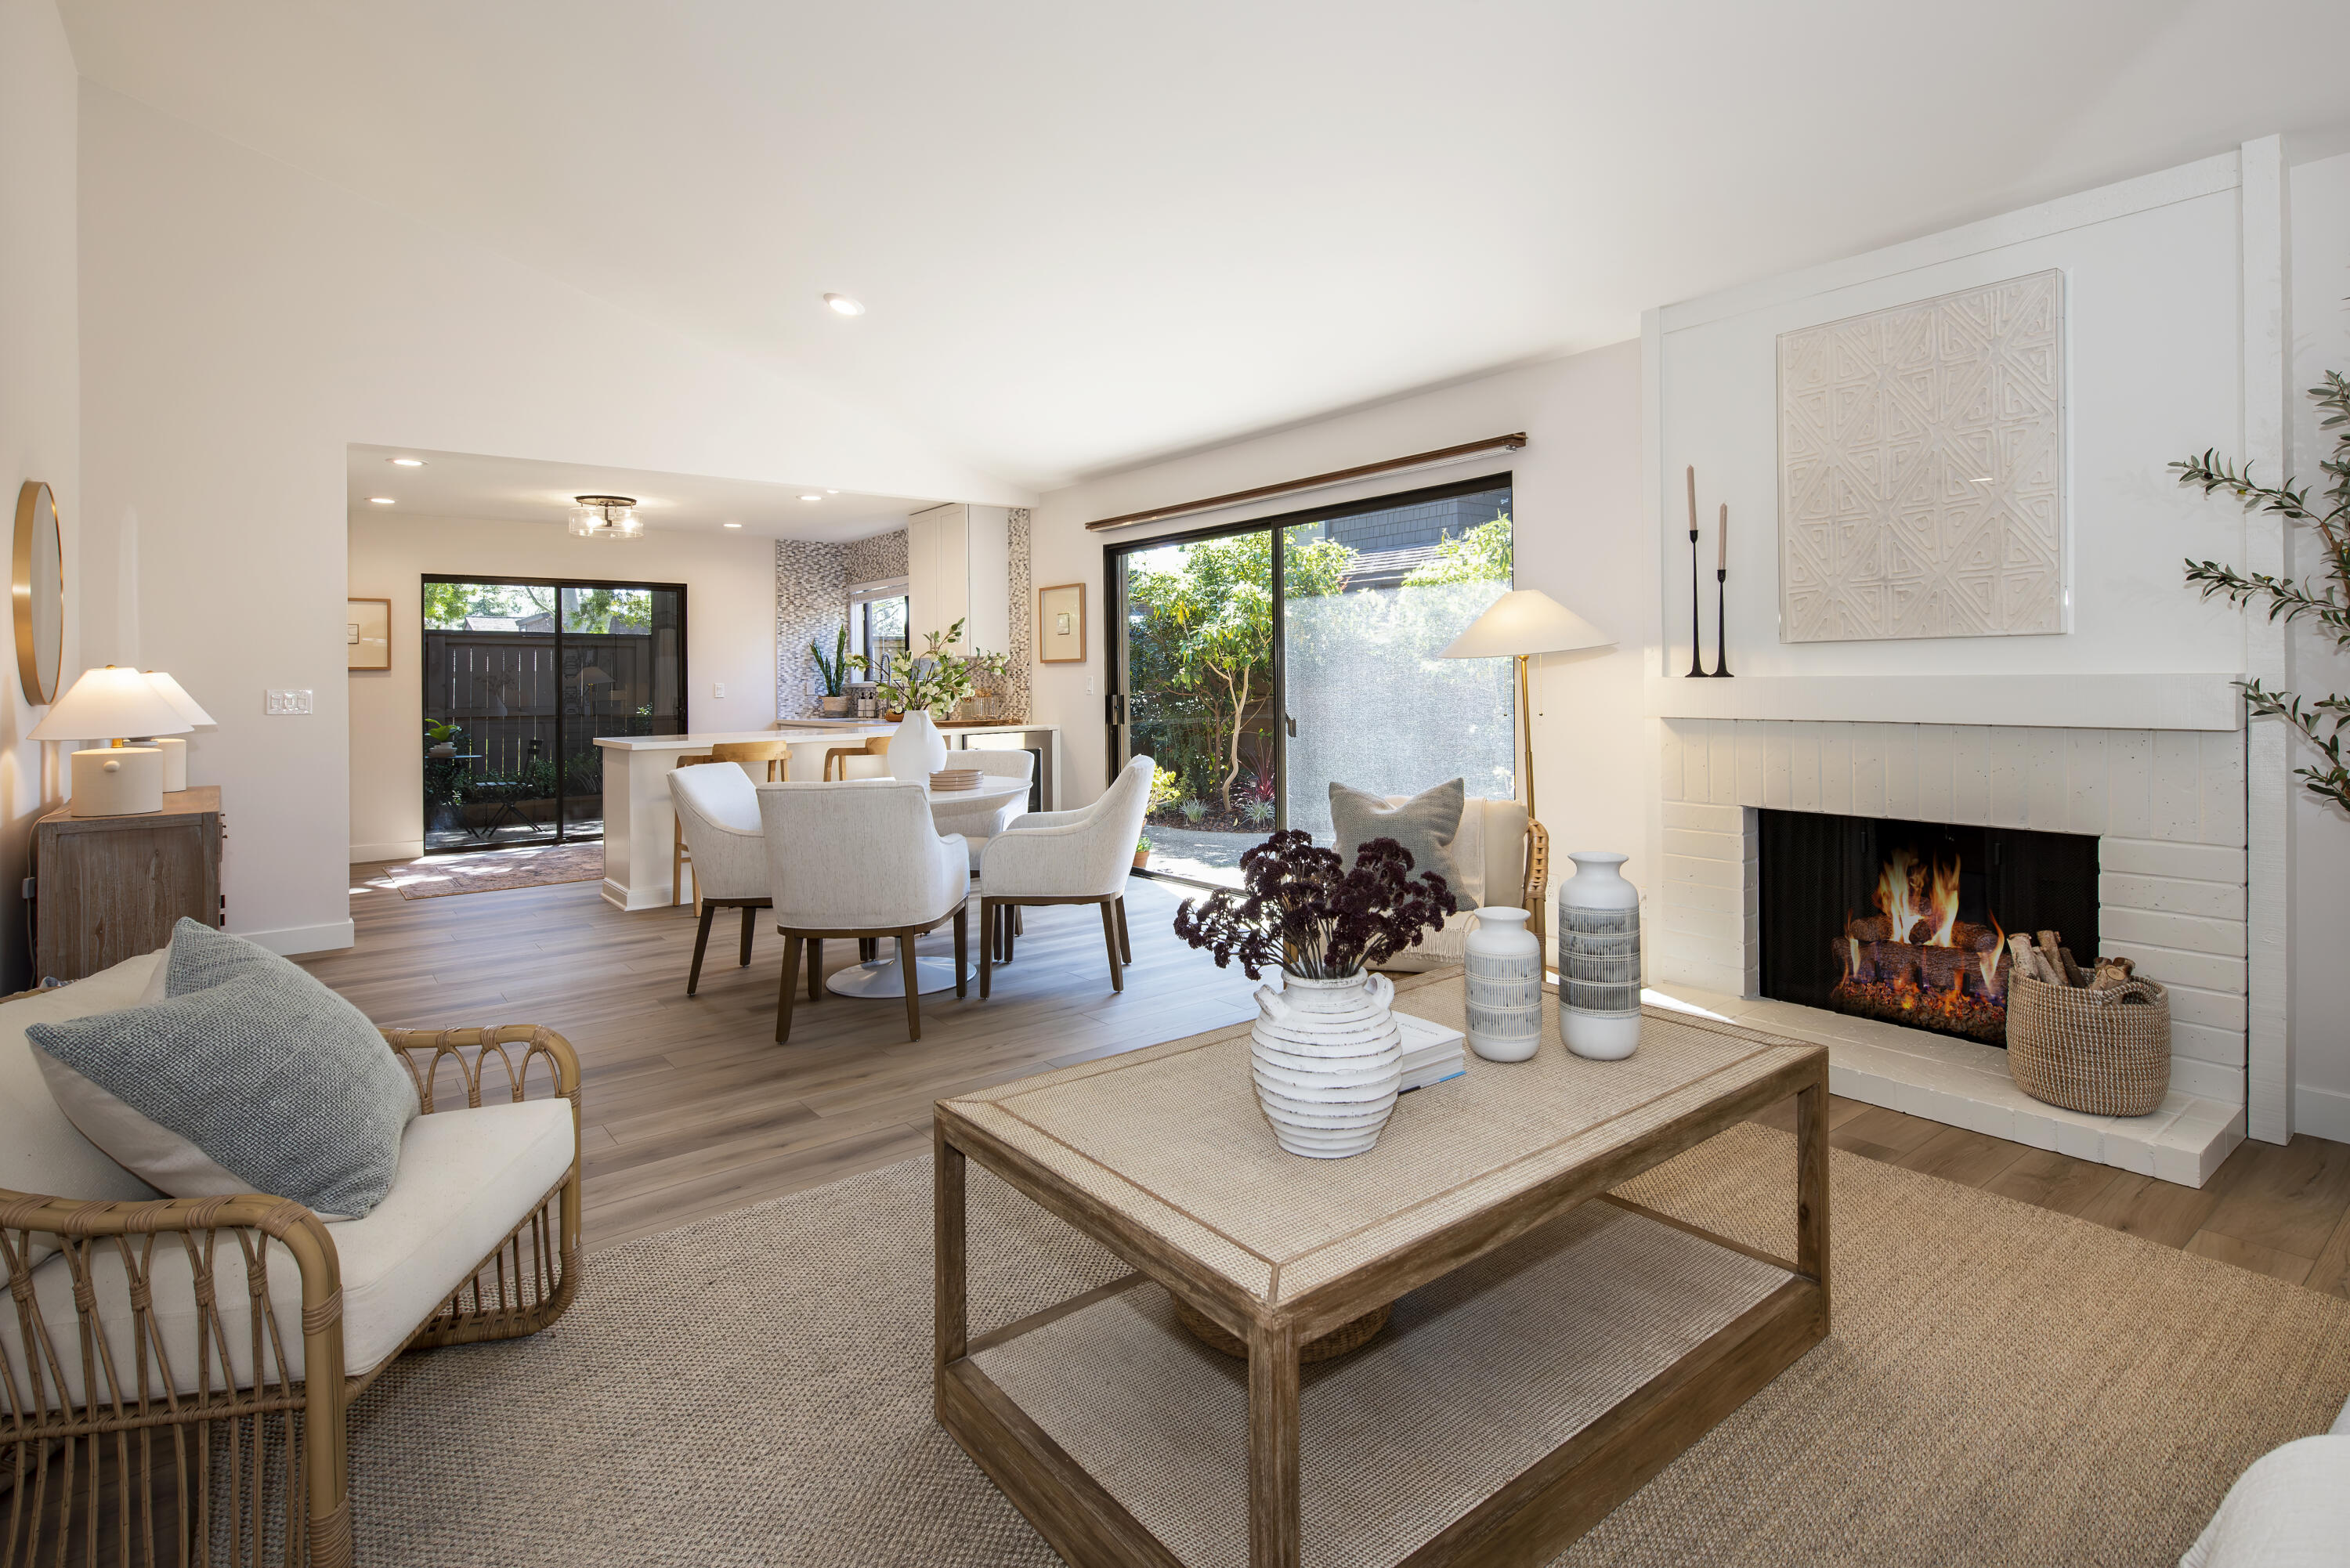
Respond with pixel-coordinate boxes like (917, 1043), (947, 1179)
(422, 576), (686, 851)
(1108, 474), (1515, 888)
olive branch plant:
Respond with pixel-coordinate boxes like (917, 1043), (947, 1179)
(2180, 370), (2350, 811)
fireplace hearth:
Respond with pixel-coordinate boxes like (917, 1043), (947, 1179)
(1759, 810), (2099, 1048)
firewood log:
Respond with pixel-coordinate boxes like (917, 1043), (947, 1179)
(1846, 913), (1895, 943)
(2090, 957), (2135, 992)
(1950, 921), (2002, 954)
(2008, 933), (2051, 985)
(2035, 931), (2084, 986)
(1917, 945), (1973, 994)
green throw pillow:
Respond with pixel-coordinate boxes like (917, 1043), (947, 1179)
(30, 925), (418, 1219)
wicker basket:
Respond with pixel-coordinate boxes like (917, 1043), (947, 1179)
(2005, 967), (2171, 1116)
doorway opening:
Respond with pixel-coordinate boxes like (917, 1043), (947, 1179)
(421, 577), (686, 852)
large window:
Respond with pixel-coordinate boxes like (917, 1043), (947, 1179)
(847, 577), (909, 683)
(421, 576), (686, 851)
(1108, 475), (1514, 887)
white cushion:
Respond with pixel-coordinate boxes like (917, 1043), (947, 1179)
(1382, 798), (1531, 972)
(3, 1097), (574, 1406)
(2180, 1435), (2350, 1567)
(1, 952), (170, 1255)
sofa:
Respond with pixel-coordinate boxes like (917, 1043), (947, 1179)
(1, 948), (582, 1565)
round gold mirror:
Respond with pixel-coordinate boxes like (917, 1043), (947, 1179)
(14, 481), (63, 706)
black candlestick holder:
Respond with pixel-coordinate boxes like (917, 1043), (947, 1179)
(1685, 529), (1704, 677)
(1706, 568), (1731, 677)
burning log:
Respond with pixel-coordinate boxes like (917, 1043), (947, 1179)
(1842, 916), (2001, 952)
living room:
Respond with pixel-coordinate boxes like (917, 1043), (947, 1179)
(5, 2), (2350, 1564)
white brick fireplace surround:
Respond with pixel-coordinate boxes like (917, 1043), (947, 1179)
(1650, 718), (2249, 1187)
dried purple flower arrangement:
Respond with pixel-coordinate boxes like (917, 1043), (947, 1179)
(1173, 829), (1459, 981)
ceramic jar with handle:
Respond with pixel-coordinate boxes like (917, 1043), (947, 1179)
(1249, 971), (1403, 1158)
(1462, 907), (1542, 1061)
(1557, 852), (1642, 1060)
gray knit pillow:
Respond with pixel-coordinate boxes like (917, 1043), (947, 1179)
(164, 916), (283, 995)
(28, 935), (418, 1219)
(1329, 778), (1473, 909)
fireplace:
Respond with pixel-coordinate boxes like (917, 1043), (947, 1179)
(1758, 810), (2100, 1048)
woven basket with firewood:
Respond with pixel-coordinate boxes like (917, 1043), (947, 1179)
(2003, 933), (2171, 1117)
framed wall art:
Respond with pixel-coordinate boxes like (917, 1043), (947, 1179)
(347, 597), (392, 670)
(1037, 583), (1085, 663)
(1778, 269), (2066, 642)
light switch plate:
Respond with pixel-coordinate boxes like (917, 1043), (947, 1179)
(713, 681), (726, 699)
(266, 688), (313, 715)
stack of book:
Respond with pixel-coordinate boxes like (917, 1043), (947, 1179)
(1396, 1013), (1467, 1092)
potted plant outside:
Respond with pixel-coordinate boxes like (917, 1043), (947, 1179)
(1133, 833), (1152, 870)
(1174, 831), (1457, 1158)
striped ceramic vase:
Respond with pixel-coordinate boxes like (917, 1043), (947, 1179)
(1557, 853), (1641, 1060)
(1462, 908), (1543, 1061)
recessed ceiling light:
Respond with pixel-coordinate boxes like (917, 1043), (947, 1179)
(368, 496), (396, 504)
(822, 293), (865, 316)
(826, 490), (839, 494)
(389, 457), (425, 467)
(723, 522), (743, 529)
(800, 493), (822, 501)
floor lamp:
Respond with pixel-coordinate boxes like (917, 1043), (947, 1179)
(1439, 590), (1615, 934)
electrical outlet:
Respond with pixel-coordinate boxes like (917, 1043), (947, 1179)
(712, 681), (726, 699)
(265, 688), (313, 715)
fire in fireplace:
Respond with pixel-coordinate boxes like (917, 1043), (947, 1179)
(1758, 811), (2099, 1047)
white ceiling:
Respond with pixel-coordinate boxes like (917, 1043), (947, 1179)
(69, 1), (2350, 491)
(345, 445), (931, 541)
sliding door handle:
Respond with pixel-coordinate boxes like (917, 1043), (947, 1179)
(1285, 714), (1297, 738)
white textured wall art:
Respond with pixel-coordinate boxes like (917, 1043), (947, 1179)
(1777, 269), (2065, 642)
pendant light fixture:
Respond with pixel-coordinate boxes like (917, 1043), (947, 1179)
(569, 494), (642, 540)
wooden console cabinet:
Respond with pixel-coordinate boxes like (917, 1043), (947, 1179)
(34, 786), (223, 984)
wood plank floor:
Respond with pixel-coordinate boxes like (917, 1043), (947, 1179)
(309, 863), (2350, 1293)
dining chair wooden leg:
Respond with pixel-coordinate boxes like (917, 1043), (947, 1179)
(1115, 896), (1133, 963)
(1003, 905), (1016, 964)
(980, 898), (995, 999)
(739, 905), (756, 966)
(953, 905), (969, 999)
(687, 901), (718, 995)
(672, 823), (686, 908)
(1015, 908), (1025, 937)
(776, 934), (804, 1042)
(1100, 901), (1125, 992)
(807, 938), (825, 1002)
(898, 934), (923, 1042)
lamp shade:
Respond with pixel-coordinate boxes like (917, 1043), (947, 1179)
(27, 665), (193, 742)
(143, 670), (217, 731)
(1437, 590), (1614, 659)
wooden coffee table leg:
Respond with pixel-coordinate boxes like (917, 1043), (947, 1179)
(1246, 1317), (1302, 1568)
(1795, 1064), (1831, 1296)
(935, 1123), (967, 1380)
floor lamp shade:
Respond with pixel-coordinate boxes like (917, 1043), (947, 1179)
(1437, 590), (1614, 835)
(29, 665), (194, 816)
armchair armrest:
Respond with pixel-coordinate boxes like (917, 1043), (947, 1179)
(382, 1024), (581, 1117)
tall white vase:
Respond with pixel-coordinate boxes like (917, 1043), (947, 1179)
(1462, 907), (1542, 1061)
(888, 710), (949, 782)
(1249, 972), (1402, 1158)
(1557, 852), (1642, 1060)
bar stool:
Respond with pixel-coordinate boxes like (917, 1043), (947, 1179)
(822, 735), (893, 780)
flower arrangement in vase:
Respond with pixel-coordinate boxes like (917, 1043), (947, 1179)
(1174, 830), (1457, 1157)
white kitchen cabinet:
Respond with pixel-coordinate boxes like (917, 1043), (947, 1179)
(907, 502), (1010, 655)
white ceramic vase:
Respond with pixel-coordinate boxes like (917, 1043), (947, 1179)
(1557, 852), (1641, 1060)
(1249, 971), (1403, 1158)
(888, 710), (949, 782)
(1462, 907), (1542, 1061)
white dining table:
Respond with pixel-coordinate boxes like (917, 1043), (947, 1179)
(824, 778), (1035, 1000)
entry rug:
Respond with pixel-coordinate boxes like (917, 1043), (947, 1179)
(349, 1131), (2350, 1566)
(381, 843), (606, 900)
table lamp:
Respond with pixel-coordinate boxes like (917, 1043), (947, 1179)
(1438, 589), (1614, 835)
(142, 670), (217, 792)
(27, 665), (194, 816)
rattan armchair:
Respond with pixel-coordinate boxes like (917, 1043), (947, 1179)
(2, 1024), (583, 1568)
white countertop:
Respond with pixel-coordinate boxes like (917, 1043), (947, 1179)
(593, 721), (1061, 752)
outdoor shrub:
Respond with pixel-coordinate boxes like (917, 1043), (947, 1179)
(1179, 798), (1207, 823)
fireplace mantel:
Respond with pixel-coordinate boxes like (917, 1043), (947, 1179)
(1642, 673), (2242, 732)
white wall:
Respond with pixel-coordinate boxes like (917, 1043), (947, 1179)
(0, 0), (78, 990)
(1029, 341), (1646, 873)
(346, 511), (779, 862)
(2286, 148), (2350, 1141)
(75, 85), (1025, 955)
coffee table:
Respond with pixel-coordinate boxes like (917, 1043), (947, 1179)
(933, 977), (1828, 1568)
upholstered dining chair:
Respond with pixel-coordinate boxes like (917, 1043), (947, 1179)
(668, 763), (771, 995)
(931, 747), (1037, 870)
(756, 780), (970, 1043)
(673, 742), (792, 909)
(668, 750), (714, 906)
(974, 754), (1154, 997)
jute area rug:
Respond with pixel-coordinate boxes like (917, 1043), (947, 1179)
(378, 843), (605, 900)
(349, 1128), (2350, 1568)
